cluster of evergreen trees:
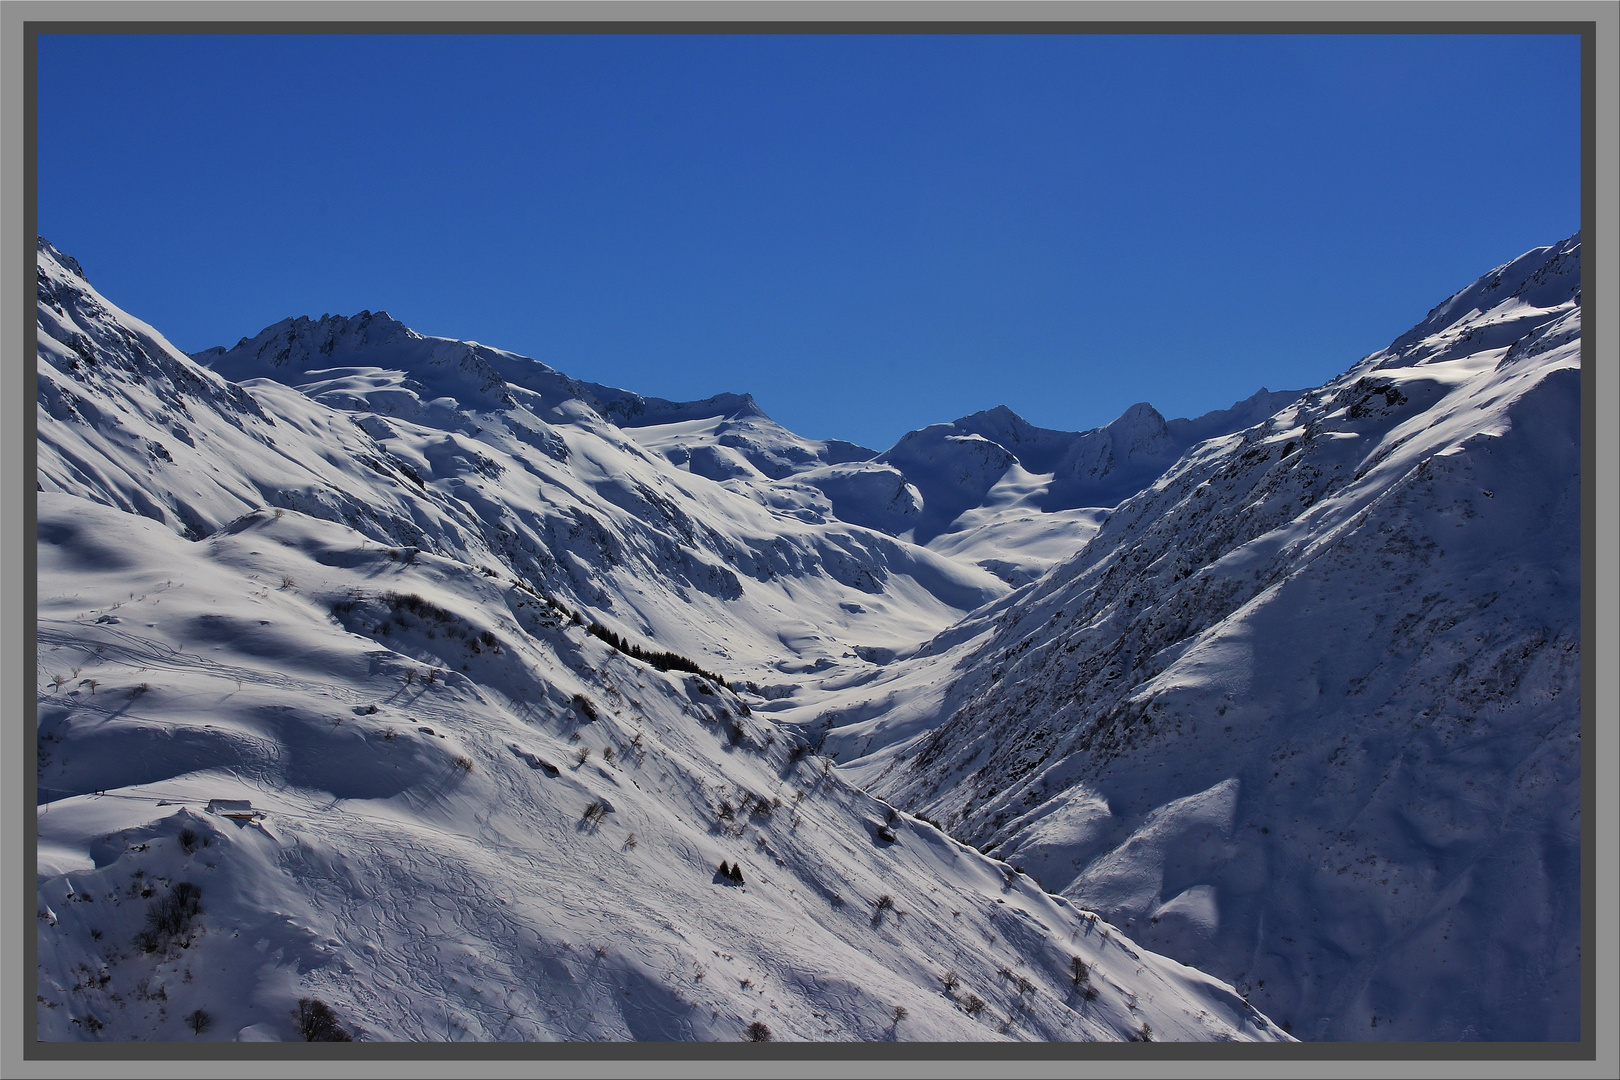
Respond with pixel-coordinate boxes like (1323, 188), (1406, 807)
(585, 622), (729, 689)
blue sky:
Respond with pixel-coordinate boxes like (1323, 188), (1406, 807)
(36, 33), (1580, 451)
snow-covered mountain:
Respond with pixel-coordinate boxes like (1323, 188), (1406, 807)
(772, 391), (1300, 590)
(35, 230), (1580, 1044)
(827, 234), (1583, 1042)
(42, 243), (1013, 692)
(34, 238), (1291, 1043)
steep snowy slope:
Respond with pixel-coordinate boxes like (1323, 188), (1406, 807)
(198, 322), (876, 485)
(34, 239), (1291, 1043)
(39, 238), (1008, 699)
(837, 234), (1583, 1042)
(33, 501), (1287, 1044)
(614, 393), (876, 483)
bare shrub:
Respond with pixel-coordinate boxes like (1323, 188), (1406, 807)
(136, 882), (201, 952)
(296, 997), (353, 1042)
(185, 1008), (212, 1035)
(745, 1020), (772, 1042)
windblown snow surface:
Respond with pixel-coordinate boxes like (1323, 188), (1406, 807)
(827, 234), (1584, 1042)
(34, 238), (1291, 1044)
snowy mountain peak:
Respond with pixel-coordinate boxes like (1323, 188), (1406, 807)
(1390, 232), (1580, 353)
(1102, 401), (1170, 451)
(195, 309), (423, 371)
(37, 235), (85, 280)
(951, 404), (1036, 442)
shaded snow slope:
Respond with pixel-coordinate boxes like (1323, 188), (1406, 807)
(617, 396), (876, 483)
(172, 248), (1287, 600)
(39, 237), (1007, 698)
(35, 238), (1290, 1044)
(35, 495), (1287, 1044)
(837, 234), (1583, 1042)
(199, 317), (875, 485)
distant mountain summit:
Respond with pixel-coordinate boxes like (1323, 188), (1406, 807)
(791, 390), (1301, 587)
(189, 297), (1295, 587)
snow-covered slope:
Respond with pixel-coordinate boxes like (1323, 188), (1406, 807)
(791, 392), (1300, 585)
(836, 234), (1583, 1042)
(40, 239), (1009, 697)
(35, 494), (1291, 1043)
(34, 238), (1290, 1043)
(616, 393), (876, 483)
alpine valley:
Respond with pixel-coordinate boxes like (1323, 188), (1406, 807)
(34, 232), (1580, 1043)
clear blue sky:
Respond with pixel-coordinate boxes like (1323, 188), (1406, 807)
(36, 33), (1580, 451)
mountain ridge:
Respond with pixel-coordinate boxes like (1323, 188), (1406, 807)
(825, 232), (1583, 1042)
(190, 299), (1295, 559)
(33, 235), (1295, 1044)
(33, 230), (1581, 1044)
